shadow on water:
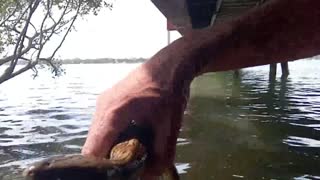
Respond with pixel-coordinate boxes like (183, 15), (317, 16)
(177, 70), (320, 179)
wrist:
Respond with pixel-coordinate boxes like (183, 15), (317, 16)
(142, 39), (198, 94)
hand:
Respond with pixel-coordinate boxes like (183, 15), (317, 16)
(81, 63), (189, 177)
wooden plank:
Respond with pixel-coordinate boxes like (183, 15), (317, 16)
(151, 0), (192, 31)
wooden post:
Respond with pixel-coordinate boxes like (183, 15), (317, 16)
(269, 63), (277, 79)
(167, 30), (171, 45)
(234, 69), (240, 77)
(281, 62), (289, 77)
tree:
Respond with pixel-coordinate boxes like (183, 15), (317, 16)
(0, 0), (112, 84)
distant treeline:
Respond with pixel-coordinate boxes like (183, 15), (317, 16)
(15, 55), (320, 66)
(63, 56), (320, 64)
(62, 58), (147, 64)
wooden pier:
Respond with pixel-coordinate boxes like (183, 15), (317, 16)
(152, 0), (289, 76)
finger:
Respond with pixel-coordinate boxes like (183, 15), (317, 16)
(148, 102), (185, 174)
(139, 106), (171, 175)
(165, 104), (184, 165)
(82, 94), (162, 158)
(81, 108), (134, 157)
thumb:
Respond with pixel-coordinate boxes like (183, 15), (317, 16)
(81, 110), (132, 158)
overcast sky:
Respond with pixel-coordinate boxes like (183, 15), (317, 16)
(57, 0), (181, 59)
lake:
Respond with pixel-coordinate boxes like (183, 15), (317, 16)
(0, 60), (320, 179)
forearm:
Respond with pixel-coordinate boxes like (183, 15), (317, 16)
(146, 0), (320, 85)
(198, 0), (320, 74)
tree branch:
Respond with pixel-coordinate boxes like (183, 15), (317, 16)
(9, 3), (30, 30)
(48, 1), (80, 60)
(41, 0), (72, 36)
(35, 0), (52, 62)
(8, 61), (37, 79)
(0, 2), (18, 27)
(0, 0), (41, 81)
(0, 28), (37, 66)
(0, 0), (108, 84)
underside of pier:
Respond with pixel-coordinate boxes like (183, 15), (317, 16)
(151, 0), (265, 32)
(151, 0), (290, 76)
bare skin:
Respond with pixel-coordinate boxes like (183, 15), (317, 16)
(82, 64), (188, 179)
(82, 0), (320, 178)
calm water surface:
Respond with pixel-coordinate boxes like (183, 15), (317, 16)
(0, 61), (320, 179)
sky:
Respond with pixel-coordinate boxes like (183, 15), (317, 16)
(57, 0), (181, 59)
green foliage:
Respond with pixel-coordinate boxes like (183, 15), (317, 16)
(0, 0), (112, 15)
(0, 0), (113, 84)
(0, 0), (15, 13)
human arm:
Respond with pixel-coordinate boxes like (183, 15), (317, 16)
(181, 0), (320, 74)
(82, 0), (320, 178)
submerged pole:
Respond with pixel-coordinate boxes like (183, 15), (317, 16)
(281, 62), (289, 77)
(269, 63), (277, 79)
(167, 30), (171, 45)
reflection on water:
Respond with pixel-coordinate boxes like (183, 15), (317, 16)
(1, 61), (320, 179)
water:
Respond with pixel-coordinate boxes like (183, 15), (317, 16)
(0, 61), (320, 179)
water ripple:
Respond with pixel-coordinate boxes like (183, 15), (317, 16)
(1, 63), (320, 179)
(283, 136), (320, 147)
